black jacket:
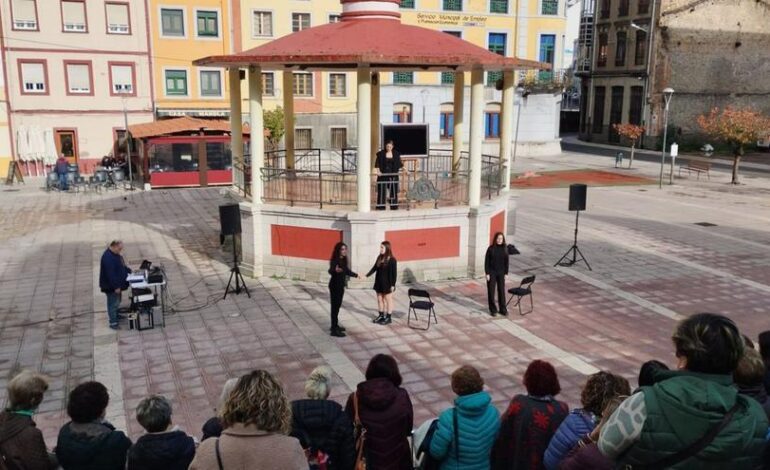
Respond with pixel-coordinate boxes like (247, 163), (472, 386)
(55, 421), (131, 470)
(126, 429), (195, 470)
(484, 244), (509, 276)
(200, 417), (222, 441)
(737, 383), (770, 422)
(367, 258), (398, 292)
(291, 399), (356, 470)
(329, 258), (358, 290)
(375, 150), (403, 175)
(99, 249), (130, 293)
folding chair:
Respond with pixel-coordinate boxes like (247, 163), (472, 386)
(45, 172), (60, 191)
(506, 275), (535, 316)
(407, 288), (437, 330)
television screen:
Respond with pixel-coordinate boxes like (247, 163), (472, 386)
(382, 124), (429, 156)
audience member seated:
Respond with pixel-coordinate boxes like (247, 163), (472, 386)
(428, 365), (500, 470)
(189, 370), (306, 470)
(127, 395), (195, 470)
(0, 371), (57, 470)
(344, 354), (414, 470)
(290, 366), (355, 470)
(735, 348), (770, 421)
(55, 381), (131, 470)
(544, 371), (630, 470)
(636, 360), (669, 390)
(491, 360), (569, 470)
(201, 378), (239, 441)
(759, 331), (770, 394)
(559, 396), (625, 470)
(598, 313), (769, 469)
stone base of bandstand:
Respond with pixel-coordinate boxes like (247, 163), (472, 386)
(237, 193), (516, 284)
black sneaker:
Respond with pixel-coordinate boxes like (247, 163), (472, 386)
(330, 329), (346, 338)
(380, 315), (392, 325)
(373, 314), (385, 323)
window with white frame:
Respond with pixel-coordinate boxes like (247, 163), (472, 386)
(20, 61), (46, 93)
(110, 64), (134, 94)
(106, 3), (130, 34)
(62, 1), (87, 32)
(200, 70), (222, 96)
(292, 13), (310, 32)
(330, 127), (347, 149)
(65, 63), (91, 93)
(196, 10), (218, 37)
(165, 69), (188, 95)
(490, 0), (508, 13)
(262, 72), (275, 96)
(161, 8), (184, 36)
(11, 0), (37, 30)
(252, 11), (272, 37)
(293, 72), (313, 97)
(542, 0), (559, 14)
(328, 14), (341, 23)
(329, 73), (346, 97)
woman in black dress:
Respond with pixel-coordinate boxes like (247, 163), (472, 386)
(329, 242), (358, 337)
(485, 232), (509, 316)
(366, 241), (397, 325)
(375, 140), (403, 210)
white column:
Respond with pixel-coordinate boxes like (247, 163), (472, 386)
(452, 71), (465, 176)
(248, 66), (264, 202)
(356, 66), (372, 212)
(468, 69), (484, 208)
(228, 68), (243, 187)
(282, 71), (295, 169)
(500, 70), (515, 192)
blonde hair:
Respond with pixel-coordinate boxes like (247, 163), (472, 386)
(218, 378), (239, 410)
(220, 370), (291, 434)
(305, 366), (333, 400)
(7, 371), (48, 411)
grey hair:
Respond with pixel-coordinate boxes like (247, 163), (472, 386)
(218, 378), (240, 410)
(109, 240), (123, 248)
(305, 366), (333, 400)
(136, 395), (172, 433)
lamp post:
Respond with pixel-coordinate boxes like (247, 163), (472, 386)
(122, 98), (134, 189)
(511, 85), (526, 166)
(658, 87), (674, 189)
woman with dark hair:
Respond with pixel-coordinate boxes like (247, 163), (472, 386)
(598, 313), (769, 469)
(375, 140), (403, 210)
(485, 232), (509, 316)
(366, 241), (397, 325)
(491, 360), (569, 470)
(344, 354), (413, 470)
(329, 242), (359, 337)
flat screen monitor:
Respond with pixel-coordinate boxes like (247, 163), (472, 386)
(381, 124), (429, 156)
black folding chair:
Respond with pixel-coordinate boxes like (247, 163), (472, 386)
(407, 288), (437, 330)
(506, 275), (535, 316)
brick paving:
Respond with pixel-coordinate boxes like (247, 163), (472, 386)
(0, 150), (769, 448)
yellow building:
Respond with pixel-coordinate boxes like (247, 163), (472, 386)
(0, 53), (11, 177)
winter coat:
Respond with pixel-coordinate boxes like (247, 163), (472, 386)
(429, 391), (500, 470)
(559, 441), (612, 470)
(200, 417), (222, 441)
(543, 409), (596, 470)
(738, 383), (770, 422)
(0, 412), (56, 470)
(618, 370), (768, 469)
(291, 399), (356, 470)
(99, 249), (130, 293)
(484, 244), (509, 276)
(329, 258), (358, 291)
(126, 429), (195, 470)
(189, 423), (306, 470)
(367, 258), (398, 294)
(344, 378), (414, 470)
(55, 421), (131, 470)
(491, 395), (569, 470)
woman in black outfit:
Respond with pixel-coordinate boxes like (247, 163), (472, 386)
(329, 242), (359, 337)
(485, 232), (509, 316)
(375, 140), (403, 210)
(366, 241), (397, 325)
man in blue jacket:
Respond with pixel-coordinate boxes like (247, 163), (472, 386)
(99, 240), (131, 330)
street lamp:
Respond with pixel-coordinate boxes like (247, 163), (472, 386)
(658, 87), (674, 189)
(511, 85), (527, 166)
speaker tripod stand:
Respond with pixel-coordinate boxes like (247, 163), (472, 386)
(224, 234), (250, 299)
(554, 210), (592, 270)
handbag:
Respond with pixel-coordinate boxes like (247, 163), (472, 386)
(352, 392), (367, 470)
(507, 244), (520, 255)
(215, 438), (224, 470)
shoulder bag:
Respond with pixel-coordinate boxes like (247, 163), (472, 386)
(353, 392), (368, 470)
(215, 437), (224, 470)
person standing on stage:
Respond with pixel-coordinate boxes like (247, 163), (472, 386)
(375, 140), (403, 210)
(367, 241), (397, 325)
(99, 240), (131, 330)
(328, 242), (359, 338)
(485, 232), (509, 316)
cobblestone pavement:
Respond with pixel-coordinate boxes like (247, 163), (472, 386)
(0, 150), (769, 445)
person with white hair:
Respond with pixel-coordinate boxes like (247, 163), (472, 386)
(127, 395), (195, 470)
(201, 377), (239, 441)
(290, 366), (355, 470)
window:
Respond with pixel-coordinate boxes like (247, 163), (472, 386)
(487, 72), (502, 87)
(539, 34), (556, 67)
(393, 72), (414, 84)
(400, 0), (415, 7)
(295, 129), (312, 149)
(55, 130), (77, 159)
(439, 104), (454, 138)
(330, 128), (347, 149)
(328, 14), (341, 23)
(329, 73), (346, 97)
(600, 0), (610, 18)
(105, 2), (130, 34)
(490, 0), (508, 13)
(65, 62), (91, 94)
(292, 13), (310, 32)
(262, 72), (275, 96)
(165, 70), (188, 96)
(161, 8), (184, 37)
(200, 70), (222, 96)
(293, 72), (313, 97)
(441, 32), (462, 84)
(443, 0), (462, 11)
(618, 0), (629, 15)
(196, 10), (218, 37)
(592, 86), (606, 133)
(109, 63), (135, 95)
(609, 86), (624, 142)
(11, 0), (38, 30)
(485, 111), (500, 138)
(638, 0), (650, 14)
(629, 86), (643, 125)
(19, 60), (47, 94)
(597, 33), (608, 67)
(488, 33), (506, 56)
(393, 103), (412, 123)
(61, 1), (87, 33)
(542, 0), (559, 14)
(252, 11), (272, 37)
(615, 31), (627, 66)
(634, 30), (647, 65)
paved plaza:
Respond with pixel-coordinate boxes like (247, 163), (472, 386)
(1, 150), (769, 445)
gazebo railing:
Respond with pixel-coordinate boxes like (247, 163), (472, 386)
(265, 148), (322, 171)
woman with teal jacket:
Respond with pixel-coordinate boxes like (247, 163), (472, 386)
(429, 366), (500, 470)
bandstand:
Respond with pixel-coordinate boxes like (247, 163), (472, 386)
(194, 0), (547, 283)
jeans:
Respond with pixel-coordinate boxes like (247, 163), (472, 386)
(106, 292), (121, 326)
(58, 173), (69, 190)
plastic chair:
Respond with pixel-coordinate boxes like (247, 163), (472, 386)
(113, 169), (126, 190)
(92, 171), (109, 192)
(506, 275), (535, 316)
(407, 289), (437, 330)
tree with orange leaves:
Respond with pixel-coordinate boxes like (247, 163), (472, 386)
(613, 123), (645, 168)
(697, 107), (770, 184)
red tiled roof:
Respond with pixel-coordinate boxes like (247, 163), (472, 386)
(128, 117), (248, 139)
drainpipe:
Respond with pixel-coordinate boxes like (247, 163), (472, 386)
(641, 0), (659, 148)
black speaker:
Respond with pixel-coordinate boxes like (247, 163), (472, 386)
(219, 204), (241, 235)
(568, 184), (587, 211)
